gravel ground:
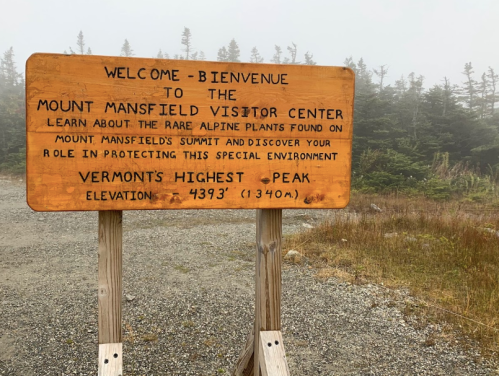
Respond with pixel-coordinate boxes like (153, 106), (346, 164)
(0, 178), (498, 375)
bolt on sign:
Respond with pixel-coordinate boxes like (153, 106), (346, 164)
(26, 54), (354, 211)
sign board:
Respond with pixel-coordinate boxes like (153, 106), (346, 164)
(26, 54), (354, 211)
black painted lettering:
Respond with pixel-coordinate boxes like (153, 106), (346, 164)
(104, 66), (118, 78)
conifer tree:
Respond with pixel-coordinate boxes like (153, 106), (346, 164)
(487, 67), (498, 116)
(181, 27), (192, 60)
(157, 50), (170, 59)
(250, 47), (264, 63)
(343, 57), (356, 72)
(271, 45), (282, 64)
(286, 43), (299, 64)
(0, 47), (22, 88)
(227, 39), (240, 62)
(76, 31), (85, 54)
(67, 31), (92, 55)
(0, 47), (25, 172)
(394, 75), (407, 97)
(478, 73), (488, 119)
(441, 77), (456, 116)
(304, 52), (316, 65)
(461, 62), (479, 112)
(120, 39), (134, 57)
(373, 65), (388, 92)
(217, 46), (228, 62)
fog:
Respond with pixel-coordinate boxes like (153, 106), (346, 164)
(1, 0), (499, 87)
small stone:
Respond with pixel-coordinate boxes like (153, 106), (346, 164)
(302, 223), (314, 229)
(482, 228), (499, 237)
(384, 232), (398, 238)
(284, 250), (304, 263)
(370, 203), (382, 212)
(125, 294), (135, 302)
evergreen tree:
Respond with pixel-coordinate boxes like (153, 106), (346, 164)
(373, 65), (388, 92)
(487, 67), (498, 116)
(158, 50), (171, 59)
(0, 47), (22, 88)
(286, 43), (299, 64)
(181, 27), (192, 60)
(350, 57), (393, 170)
(250, 47), (264, 63)
(478, 73), (488, 119)
(227, 39), (240, 62)
(441, 77), (455, 116)
(394, 75), (407, 99)
(0, 48), (25, 173)
(67, 31), (91, 55)
(120, 39), (134, 57)
(304, 52), (316, 65)
(198, 51), (206, 61)
(461, 62), (479, 112)
(407, 73), (425, 141)
(76, 31), (85, 54)
(271, 45), (282, 64)
(343, 57), (356, 72)
(355, 58), (374, 93)
(217, 46), (228, 62)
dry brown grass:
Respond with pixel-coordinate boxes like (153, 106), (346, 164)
(285, 192), (499, 356)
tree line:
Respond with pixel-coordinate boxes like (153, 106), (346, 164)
(1, 28), (498, 200)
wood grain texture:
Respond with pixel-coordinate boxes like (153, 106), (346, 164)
(98, 211), (122, 344)
(254, 209), (282, 375)
(259, 331), (290, 376)
(233, 209), (283, 376)
(25, 53), (355, 211)
(232, 329), (255, 376)
(98, 343), (123, 376)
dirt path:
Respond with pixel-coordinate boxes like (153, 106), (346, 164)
(0, 178), (497, 375)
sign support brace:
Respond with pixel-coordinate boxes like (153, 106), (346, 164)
(233, 209), (290, 376)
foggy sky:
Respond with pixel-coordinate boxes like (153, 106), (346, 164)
(1, 0), (498, 88)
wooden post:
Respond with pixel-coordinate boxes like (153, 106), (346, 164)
(98, 210), (123, 376)
(233, 209), (289, 376)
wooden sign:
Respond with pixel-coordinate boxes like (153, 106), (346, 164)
(26, 53), (354, 211)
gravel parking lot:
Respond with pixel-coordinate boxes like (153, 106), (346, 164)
(1, 178), (497, 375)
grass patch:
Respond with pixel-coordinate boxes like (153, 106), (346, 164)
(142, 333), (158, 342)
(174, 265), (190, 274)
(286, 193), (499, 356)
(182, 320), (195, 328)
